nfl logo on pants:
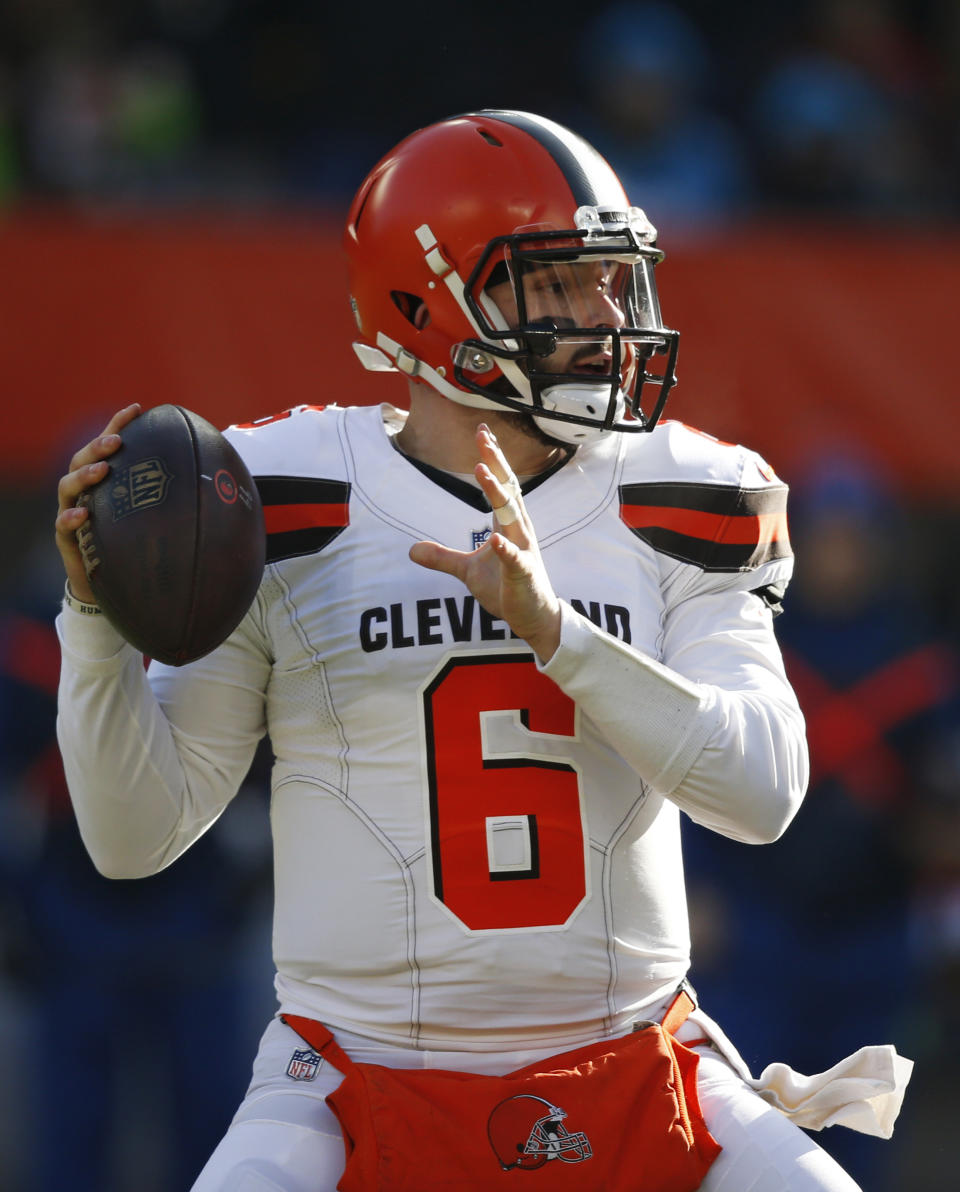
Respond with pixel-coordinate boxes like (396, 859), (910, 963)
(286, 1048), (321, 1081)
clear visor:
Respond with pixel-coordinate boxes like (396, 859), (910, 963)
(489, 250), (664, 343)
(456, 225), (678, 436)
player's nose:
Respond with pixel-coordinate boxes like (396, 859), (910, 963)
(577, 288), (626, 331)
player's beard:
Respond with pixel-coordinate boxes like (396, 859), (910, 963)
(499, 409), (568, 449)
(484, 339), (630, 449)
(480, 377), (570, 450)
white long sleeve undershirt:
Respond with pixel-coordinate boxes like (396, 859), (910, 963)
(57, 580), (807, 878)
(541, 599), (808, 844)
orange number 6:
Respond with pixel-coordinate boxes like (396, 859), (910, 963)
(422, 653), (588, 931)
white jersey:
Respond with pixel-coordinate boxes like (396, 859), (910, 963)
(57, 402), (807, 1051)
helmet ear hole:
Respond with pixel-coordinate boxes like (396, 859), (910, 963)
(390, 290), (430, 329)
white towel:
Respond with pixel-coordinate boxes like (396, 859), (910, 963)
(685, 1010), (914, 1138)
(746, 1044), (914, 1138)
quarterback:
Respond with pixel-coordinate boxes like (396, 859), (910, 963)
(55, 111), (909, 1190)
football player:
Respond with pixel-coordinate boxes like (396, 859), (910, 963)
(55, 111), (909, 1190)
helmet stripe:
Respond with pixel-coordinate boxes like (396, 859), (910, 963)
(471, 110), (622, 208)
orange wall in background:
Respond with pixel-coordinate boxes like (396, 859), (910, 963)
(2, 210), (956, 499)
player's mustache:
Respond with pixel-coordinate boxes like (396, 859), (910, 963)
(570, 340), (616, 367)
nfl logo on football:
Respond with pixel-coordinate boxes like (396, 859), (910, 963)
(286, 1048), (321, 1081)
(110, 457), (173, 520)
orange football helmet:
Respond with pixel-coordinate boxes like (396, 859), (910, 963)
(344, 110), (679, 444)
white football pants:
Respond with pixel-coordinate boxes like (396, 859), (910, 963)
(191, 1013), (862, 1192)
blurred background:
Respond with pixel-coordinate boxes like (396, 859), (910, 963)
(1, 0), (958, 1188)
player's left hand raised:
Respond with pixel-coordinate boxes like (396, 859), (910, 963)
(409, 424), (561, 663)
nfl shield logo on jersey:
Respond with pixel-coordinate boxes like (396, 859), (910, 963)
(286, 1047), (321, 1081)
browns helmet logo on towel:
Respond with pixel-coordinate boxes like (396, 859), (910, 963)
(488, 1094), (593, 1171)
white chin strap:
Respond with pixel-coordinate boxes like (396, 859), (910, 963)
(532, 383), (627, 445)
(470, 345), (626, 445)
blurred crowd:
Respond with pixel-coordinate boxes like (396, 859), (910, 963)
(685, 448), (960, 1188)
(0, 0), (958, 223)
(1, 1), (959, 1189)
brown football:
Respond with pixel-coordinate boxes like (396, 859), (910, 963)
(76, 404), (265, 665)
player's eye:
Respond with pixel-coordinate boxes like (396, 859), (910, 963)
(531, 278), (565, 296)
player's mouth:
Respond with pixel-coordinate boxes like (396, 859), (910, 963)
(571, 350), (615, 376)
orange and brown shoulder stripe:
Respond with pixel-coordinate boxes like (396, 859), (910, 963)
(255, 476), (351, 563)
(618, 480), (791, 571)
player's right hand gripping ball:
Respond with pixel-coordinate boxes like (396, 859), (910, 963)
(76, 404), (266, 665)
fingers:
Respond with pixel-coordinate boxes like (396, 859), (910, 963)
(491, 494), (521, 526)
(57, 458), (110, 518)
(55, 403), (142, 604)
(408, 539), (470, 579)
(478, 456), (522, 527)
(411, 427), (559, 659)
(487, 531), (525, 570)
(65, 403), (141, 476)
(475, 424), (529, 533)
(57, 403), (141, 514)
